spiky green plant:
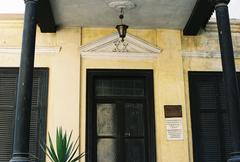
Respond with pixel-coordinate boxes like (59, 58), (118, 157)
(41, 127), (85, 162)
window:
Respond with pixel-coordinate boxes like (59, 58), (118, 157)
(86, 70), (156, 162)
(189, 72), (235, 162)
(0, 68), (49, 162)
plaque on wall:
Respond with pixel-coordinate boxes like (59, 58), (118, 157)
(164, 105), (184, 140)
(164, 105), (182, 118)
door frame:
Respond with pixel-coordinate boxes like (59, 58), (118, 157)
(86, 69), (156, 162)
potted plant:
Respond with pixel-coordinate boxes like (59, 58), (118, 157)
(41, 127), (85, 162)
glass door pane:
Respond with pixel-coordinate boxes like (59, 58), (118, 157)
(125, 139), (145, 162)
(95, 79), (144, 97)
(97, 139), (118, 162)
(97, 103), (119, 162)
(97, 103), (117, 136)
(124, 103), (144, 137)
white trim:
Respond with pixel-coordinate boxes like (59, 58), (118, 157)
(81, 51), (159, 60)
(0, 46), (61, 54)
(182, 50), (240, 58)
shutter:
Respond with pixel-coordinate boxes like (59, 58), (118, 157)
(189, 72), (233, 162)
(218, 81), (233, 160)
(0, 72), (17, 162)
(29, 76), (40, 161)
(0, 68), (48, 162)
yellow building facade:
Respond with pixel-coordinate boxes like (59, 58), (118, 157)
(0, 19), (240, 162)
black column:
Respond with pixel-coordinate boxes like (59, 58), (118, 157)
(9, 0), (39, 162)
(214, 0), (240, 161)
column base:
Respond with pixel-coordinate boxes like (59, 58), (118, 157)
(228, 152), (240, 162)
(9, 157), (30, 162)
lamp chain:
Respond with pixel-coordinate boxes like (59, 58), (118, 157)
(120, 8), (124, 24)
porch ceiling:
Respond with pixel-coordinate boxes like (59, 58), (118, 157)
(49, 0), (198, 29)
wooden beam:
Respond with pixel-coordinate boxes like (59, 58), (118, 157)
(37, 0), (56, 33)
(183, 0), (214, 35)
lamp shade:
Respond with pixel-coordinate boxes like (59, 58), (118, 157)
(116, 24), (128, 42)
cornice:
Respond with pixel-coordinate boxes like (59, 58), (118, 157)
(206, 19), (240, 33)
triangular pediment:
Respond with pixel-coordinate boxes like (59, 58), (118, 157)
(80, 33), (161, 59)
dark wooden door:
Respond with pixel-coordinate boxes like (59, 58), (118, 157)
(86, 70), (156, 162)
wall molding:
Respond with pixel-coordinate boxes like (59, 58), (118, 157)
(81, 51), (159, 60)
(0, 46), (61, 54)
(182, 50), (240, 58)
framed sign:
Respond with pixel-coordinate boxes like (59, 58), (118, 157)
(164, 105), (183, 140)
(164, 105), (182, 118)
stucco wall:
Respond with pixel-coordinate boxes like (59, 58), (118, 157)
(1, 19), (239, 162)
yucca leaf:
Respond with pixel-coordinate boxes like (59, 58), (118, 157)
(70, 152), (85, 162)
(79, 152), (86, 158)
(67, 145), (79, 162)
(56, 128), (62, 161)
(67, 131), (73, 147)
(65, 142), (73, 161)
(40, 144), (55, 162)
(65, 131), (73, 161)
(44, 144), (57, 162)
(29, 152), (42, 161)
(71, 137), (79, 153)
(65, 138), (74, 161)
(62, 131), (68, 161)
(67, 137), (80, 162)
(42, 127), (85, 162)
(57, 127), (67, 162)
(48, 133), (59, 162)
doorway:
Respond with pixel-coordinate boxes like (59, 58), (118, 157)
(86, 70), (156, 162)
